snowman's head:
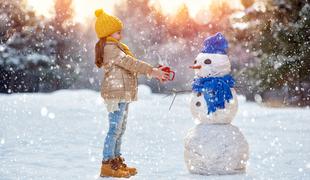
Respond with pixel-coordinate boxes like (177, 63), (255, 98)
(190, 33), (231, 77)
(191, 53), (231, 77)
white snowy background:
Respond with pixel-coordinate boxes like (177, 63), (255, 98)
(0, 85), (309, 180)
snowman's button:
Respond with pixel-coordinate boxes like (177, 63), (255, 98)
(197, 93), (202, 97)
(196, 101), (201, 107)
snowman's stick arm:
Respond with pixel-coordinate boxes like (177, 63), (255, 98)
(164, 89), (192, 111)
(163, 89), (192, 97)
(163, 85), (241, 97)
(169, 93), (177, 111)
(173, 90), (192, 94)
(165, 85), (239, 110)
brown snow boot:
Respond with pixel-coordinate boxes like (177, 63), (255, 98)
(100, 158), (131, 178)
(116, 156), (137, 176)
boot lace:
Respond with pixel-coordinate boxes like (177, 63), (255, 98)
(118, 157), (128, 168)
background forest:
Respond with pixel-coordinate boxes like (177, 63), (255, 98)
(0, 0), (309, 106)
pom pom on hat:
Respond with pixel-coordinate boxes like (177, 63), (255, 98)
(95, 9), (104, 17)
(201, 32), (228, 55)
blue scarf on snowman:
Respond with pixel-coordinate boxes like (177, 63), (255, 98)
(192, 74), (235, 114)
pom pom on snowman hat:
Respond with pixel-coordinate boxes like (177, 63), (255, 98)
(201, 32), (228, 55)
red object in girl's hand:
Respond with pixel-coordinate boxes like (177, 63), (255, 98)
(158, 65), (175, 81)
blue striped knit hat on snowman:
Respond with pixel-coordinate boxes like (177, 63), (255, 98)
(201, 32), (228, 54)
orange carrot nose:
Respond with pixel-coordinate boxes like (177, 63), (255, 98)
(189, 65), (202, 69)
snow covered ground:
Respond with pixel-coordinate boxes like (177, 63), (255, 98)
(0, 85), (309, 180)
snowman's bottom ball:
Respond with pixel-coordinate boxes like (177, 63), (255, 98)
(184, 124), (249, 175)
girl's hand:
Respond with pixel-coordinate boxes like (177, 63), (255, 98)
(151, 67), (170, 82)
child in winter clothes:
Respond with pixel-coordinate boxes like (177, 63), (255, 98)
(94, 9), (170, 178)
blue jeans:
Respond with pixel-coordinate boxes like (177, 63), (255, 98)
(103, 102), (129, 161)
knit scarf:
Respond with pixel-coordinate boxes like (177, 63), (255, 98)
(192, 74), (235, 114)
(106, 37), (135, 57)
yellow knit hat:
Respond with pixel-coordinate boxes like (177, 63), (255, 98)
(94, 9), (123, 38)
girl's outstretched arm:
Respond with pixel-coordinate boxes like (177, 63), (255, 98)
(104, 44), (153, 76)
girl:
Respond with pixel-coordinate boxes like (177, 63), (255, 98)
(94, 9), (170, 178)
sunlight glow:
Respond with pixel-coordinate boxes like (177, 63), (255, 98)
(72, 0), (115, 23)
(27, 0), (55, 18)
(152, 0), (212, 17)
(26, 0), (116, 22)
(26, 0), (242, 23)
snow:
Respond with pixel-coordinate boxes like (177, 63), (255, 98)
(0, 85), (310, 179)
(26, 54), (50, 64)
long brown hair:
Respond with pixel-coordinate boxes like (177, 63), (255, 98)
(95, 37), (107, 68)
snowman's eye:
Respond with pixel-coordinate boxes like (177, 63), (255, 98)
(204, 59), (212, 64)
(194, 60), (197, 64)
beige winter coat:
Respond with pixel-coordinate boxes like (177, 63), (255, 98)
(100, 42), (153, 102)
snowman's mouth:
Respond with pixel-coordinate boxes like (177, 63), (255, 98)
(189, 65), (202, 69)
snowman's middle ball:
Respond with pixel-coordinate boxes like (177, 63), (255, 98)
(190, 89), (238, 124)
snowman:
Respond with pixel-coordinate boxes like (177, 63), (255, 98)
(184, 33), (249, 175)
